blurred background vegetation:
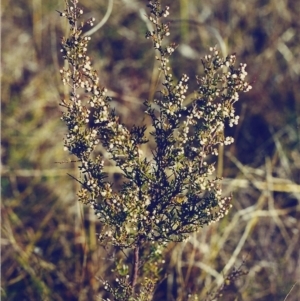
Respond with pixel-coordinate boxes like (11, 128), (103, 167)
(1, 0), (300, 300)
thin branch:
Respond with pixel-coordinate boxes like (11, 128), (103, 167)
(131, 246), (140, 295)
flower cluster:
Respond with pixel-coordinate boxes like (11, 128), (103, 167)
(58, 0), (251, 298)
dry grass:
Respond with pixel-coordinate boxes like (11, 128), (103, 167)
(1, 0), (299, 300)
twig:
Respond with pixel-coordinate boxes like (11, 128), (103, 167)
(131, 246), (140, 294)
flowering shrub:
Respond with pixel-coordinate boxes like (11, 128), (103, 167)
(58, 0), (251, 299)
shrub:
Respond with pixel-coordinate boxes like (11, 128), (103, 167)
(58, 0), (251, 299)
